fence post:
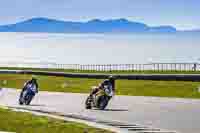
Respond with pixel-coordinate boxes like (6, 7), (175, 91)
(184, 64), (186, 71)
(109, 64), (112, 72)
(157, 64), (159, 71)
(193, 63), (197, 71)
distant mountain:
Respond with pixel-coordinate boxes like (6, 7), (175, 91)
(149, 26), (177, 33)
(181, 29), (200, 33)
(0, 17), (178, 33)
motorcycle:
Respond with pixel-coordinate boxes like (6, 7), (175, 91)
(85, 85), (114, 110)
(19, 85), (36, 105)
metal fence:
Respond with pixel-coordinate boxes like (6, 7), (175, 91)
(0, 62), (199, 71)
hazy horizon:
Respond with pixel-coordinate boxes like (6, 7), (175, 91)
(0, 32), (199, 65)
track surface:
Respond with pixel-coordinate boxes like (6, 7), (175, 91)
(1, 88), (200, 133)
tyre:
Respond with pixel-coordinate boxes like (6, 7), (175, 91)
(97, 96), (108, 110)
(19, 99), (23, 105)
(85, 96), (92, 109)
(19, 91), (24, 105)
(25, 94), (33, 105)
(86, 104), (92, 109)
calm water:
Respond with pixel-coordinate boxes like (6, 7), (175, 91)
(0, 32), (200, 64)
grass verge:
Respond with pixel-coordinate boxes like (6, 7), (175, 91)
(0, 107), (113, 133)
(1, 67), (200, 74)
(1, 74), (200, 98)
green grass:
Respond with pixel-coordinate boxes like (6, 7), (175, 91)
(116, 80), (200, 98)
(1, 74), (200, 98)
(0, 74), (100, 93)
(0, 107), (113, 133)
(1, 67), (200, 74)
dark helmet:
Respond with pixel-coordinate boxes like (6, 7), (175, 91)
(108, 75), (115, 81)
(31, 76), (37, 82)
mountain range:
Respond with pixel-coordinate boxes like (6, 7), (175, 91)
(0, 17), (189, 33)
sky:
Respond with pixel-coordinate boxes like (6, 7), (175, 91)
(0, 0), (199, 30)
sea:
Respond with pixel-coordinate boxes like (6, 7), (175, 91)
(0, 32), (200, 65)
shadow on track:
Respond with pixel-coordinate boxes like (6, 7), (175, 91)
(93, 108), (128, 112)
(28, 104), (46, 107)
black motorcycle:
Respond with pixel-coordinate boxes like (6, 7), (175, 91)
(85, 85), (114, 110)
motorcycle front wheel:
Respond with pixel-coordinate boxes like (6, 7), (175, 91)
(18, 91), (24, 105)
(85, 96), (92, 109)
(19, 99), (23, 105)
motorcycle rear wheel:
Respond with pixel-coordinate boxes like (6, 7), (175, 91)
(97, 96), (109, 110)
(25, 95), (33, 105)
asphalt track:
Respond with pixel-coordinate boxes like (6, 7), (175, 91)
(1, 88), (200, 133)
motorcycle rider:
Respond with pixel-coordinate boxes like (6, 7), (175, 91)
(20, 77), (39, 98)
(89, 75), (116, 97)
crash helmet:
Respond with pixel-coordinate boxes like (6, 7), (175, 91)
(31, 75), (37, 83)
(108, 75), (116, 81)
